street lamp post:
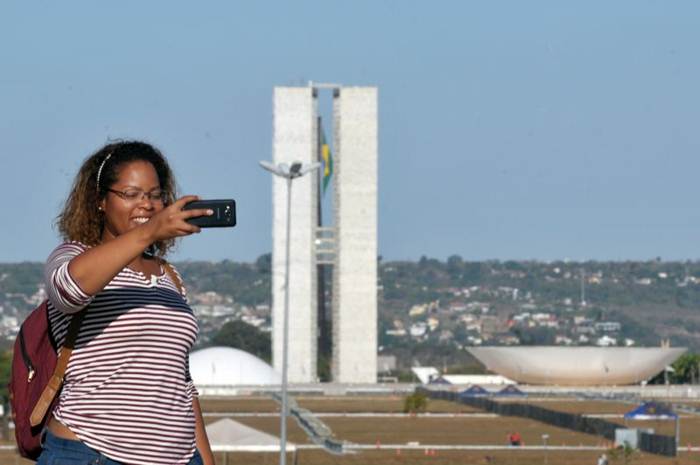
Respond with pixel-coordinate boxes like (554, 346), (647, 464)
(259, 160), (321, 465)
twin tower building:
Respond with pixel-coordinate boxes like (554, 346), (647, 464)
(271, 85), (378, 383)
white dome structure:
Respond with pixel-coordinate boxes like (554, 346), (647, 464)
(468, 346), (686, 386)
(189, 347), (281, 388)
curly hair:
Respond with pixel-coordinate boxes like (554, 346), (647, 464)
(56, 140), (179, 257)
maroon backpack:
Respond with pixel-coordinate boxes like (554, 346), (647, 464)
(9, 300), (84, 460)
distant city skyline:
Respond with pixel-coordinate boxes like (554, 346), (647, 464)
(2, 1), (700, 263)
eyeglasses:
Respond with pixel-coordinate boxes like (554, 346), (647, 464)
(107, 188), (168, 203)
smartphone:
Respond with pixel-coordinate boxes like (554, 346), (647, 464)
(183, 199), (236, 228)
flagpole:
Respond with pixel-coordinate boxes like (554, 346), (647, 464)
(316, 115), (328, 381)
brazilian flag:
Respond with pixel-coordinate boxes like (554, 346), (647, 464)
(321, 124), (333, 194)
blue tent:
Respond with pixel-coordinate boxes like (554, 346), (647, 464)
(495, 385), (526, 397)
(428, 376), (451, 385)
(459, 385), (490, 397)
(624, 401), (680, 449)
(624, 402), (678, 421)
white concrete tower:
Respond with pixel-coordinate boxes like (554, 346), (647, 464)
(272, 87), (318, 383)
(331, 87), (378, 383)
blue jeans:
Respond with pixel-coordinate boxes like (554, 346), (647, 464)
(37, 429), (204, 465)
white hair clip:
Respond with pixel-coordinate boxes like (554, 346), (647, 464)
(96, 152), (113, 193)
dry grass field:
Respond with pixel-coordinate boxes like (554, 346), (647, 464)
(5, 448), (700, 465)
(198, 395), (700, 464)
(223, 449), (700, 465)
(226, 415), (605, 446)
(4, 395), (700, 464)
(199, 396), (483, 414)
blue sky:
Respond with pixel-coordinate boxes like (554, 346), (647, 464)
(2, 1), (699, 263)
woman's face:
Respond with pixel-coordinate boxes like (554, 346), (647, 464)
(100, 160), (164, 242)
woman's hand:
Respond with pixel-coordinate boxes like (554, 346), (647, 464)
(62, 197), (213, 298)
(144, 195), (213, 242)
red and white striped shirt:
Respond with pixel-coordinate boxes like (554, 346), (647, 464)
(45, 241), (199, 465)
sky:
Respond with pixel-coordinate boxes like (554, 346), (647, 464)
(2, 1), (700, 263)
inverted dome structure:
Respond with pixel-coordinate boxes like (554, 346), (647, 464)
(189, 346), (281, 387)
(467, 346), (686, 386)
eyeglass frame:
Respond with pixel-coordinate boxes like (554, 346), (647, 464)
(106, 188), (168, 203)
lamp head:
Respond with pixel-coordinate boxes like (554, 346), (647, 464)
(290, 162), (303, 177)
(259, 160), (321, 179)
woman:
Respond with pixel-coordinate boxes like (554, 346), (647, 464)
(40, 141), (216, 465)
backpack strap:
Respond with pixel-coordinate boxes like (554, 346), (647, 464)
(160, 259), (185, 296)
(29, 309), (86, 427)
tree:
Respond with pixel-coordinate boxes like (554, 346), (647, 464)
(403, 391), (428, 414)
(608, 444), (637, 465)
(317, 354), (331, 383)
(0, 350), (11, 404)
(670, 353), (700, 384)
(462, 262), (482, 283)
(447, 255), (463, 278)
(211, 320), (271, 363)
(255, 253), (272, 274)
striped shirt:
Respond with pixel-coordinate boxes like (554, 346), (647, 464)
(45, 241), (199, 465)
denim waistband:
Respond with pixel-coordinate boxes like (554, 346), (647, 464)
(43, 428), (99, 454)
(41, 428), (202, 465)
(41, 429), (125, 465)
